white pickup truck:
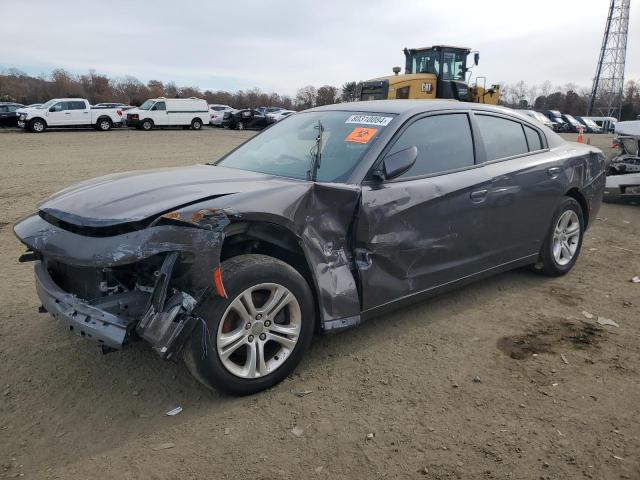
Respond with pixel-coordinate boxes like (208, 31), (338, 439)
(17, 98), (123, 133)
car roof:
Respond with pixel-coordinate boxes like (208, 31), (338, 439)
(309, 99), (534, 122)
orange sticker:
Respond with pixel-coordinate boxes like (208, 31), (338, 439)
(345, 127), (378, 144)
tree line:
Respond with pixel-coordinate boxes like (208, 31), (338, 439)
(1, 67), (638, 120)
(0, 68), (347, 110)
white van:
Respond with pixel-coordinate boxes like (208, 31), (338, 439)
(125, 98), (209, 130)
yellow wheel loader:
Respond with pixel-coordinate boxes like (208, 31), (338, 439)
(359, 45), (500, 104)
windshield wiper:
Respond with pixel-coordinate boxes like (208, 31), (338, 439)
(307, 120), (324, 182)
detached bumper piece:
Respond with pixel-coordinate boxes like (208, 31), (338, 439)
(135, 252), (198, 359)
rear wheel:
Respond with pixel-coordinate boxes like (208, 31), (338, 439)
(97, 118), (112, 131)
(183, 254), (315, 395)
(29, 118), (46, 133)
(191, 118), (203, 130)
(533, 197), (584, 276)
(141, 119), (153, 131)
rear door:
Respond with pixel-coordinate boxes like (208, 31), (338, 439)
(69, 100), (90, 125)
(471, 112), (563, 263)
(356, 111), (496, 311)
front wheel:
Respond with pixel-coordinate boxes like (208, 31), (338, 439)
(183, 254), (315, 395)
(29, 119), (46, 133)
(191, 118), (203, 130)
(141, 119), (153, 131)
(533, 197), (584, 276)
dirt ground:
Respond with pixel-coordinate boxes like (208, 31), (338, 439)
(0, 128), (638, 480)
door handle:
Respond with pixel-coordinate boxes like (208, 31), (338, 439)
(547, 167), (561, 178)
(83, 111), (89, 114)
(64, 112), (71, 114)
(470, 189), (488, 202)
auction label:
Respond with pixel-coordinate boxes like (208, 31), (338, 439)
(345, 115), (393, 126)
(345, 127), (378, 144)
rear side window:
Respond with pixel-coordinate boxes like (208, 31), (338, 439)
(476, 115), (528, 160)
(524, 125), (543, 151)
(0, 106), (7, 113)
(70, 101), (86, 110)
(389, 113), (475, 178)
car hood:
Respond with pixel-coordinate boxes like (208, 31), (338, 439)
(39, 165), (306, 227)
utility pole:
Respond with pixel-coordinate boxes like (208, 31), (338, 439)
(587, 0), (631, 119)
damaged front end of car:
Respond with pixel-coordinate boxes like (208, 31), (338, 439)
(14, 207), (230, 359)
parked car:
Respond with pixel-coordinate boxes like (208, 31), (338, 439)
(256, 106), (283, 115)
(575, 116), (602, 134)
(17, 99), (123, 132)
(125, 98), (209, 131)
(517, 109), (554, 129)
(94, 102), (128, 109)
(0, 102), (24, 127)
(605, 120), (640, 201)
(583, 116), (617, 134)
(266, 109), (296, 123)
(543, 111), (569, 132)
(222, 108), (270, 130)
(209, 104), (234, 126)
(561, 114), (586, 133)
(13, 100), (606, 395)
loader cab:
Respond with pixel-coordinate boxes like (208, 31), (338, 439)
(404, 45), (472, 101)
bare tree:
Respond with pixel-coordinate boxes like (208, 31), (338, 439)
(295, 86), (317, 110)
(316, 85), (338, 106)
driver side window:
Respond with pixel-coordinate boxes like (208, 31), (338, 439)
(388, 113), (475, 179)
(152, 102), (166, 111)
(50, 102), (66, 112)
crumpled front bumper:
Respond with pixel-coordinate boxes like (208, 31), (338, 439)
(34, 260), (146, 349)
(15, 209), (230, 358)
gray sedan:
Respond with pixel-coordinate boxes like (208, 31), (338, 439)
(14, 100), (606, 395)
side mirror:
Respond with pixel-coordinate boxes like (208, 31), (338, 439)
(474, 52), (480, 66)
(379, 146), (418, 180)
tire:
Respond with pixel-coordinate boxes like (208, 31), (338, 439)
(191, 118), (203, 130)
(141, 119), (153, 131)
(183, 254), (315, 395)
(236, 121), (244, 130)
(97, 117), (112, 131)
(29, 118), (46, 133)
(533, 197), (584, 277)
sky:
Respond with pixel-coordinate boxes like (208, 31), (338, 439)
(1, 0), (638, 96)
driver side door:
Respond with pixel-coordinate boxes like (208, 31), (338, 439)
(47, 101), (72, 126)
(355, 112), (496, 312)
(151, 101), (168, 126)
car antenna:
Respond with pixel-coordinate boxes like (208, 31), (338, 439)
(307, 120), (324, 182)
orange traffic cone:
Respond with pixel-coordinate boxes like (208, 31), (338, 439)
(577, 127), (584, 143)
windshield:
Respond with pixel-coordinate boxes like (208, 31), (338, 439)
(139, 100), (155, 110)
(39, 100), (57, 109)
(532, 112), (549, 123)
(564, 115), (581, 126)
(217, 111), (395, 182)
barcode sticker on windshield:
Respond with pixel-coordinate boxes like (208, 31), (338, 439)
(345, 115), (393, 126)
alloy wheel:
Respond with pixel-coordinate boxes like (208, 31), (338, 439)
(552, 210), (580, 266)
(216, 283), (301, 379)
